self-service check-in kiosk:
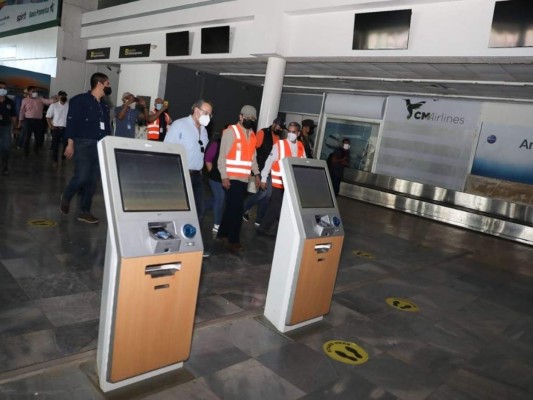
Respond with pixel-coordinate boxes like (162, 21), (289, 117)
(264, 158), (344, 333)
(96, 137), (203, 392)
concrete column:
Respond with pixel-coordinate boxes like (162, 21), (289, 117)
(258, 56), (286, 129)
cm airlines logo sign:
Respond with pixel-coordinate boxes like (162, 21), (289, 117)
(403, 98), (465, 125)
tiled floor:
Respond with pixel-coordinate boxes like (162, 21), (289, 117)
(1, 145), (532, 399)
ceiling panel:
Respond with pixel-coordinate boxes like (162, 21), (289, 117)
(176, 59), (533, 102)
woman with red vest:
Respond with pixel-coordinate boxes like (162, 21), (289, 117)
(217, 105), (261, 253)
(146, 98), (172, 141)
(257, 121), (306, 236)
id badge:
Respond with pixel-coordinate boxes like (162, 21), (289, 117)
(100, 122), (105, 130)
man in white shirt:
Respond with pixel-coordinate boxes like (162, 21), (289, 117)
(165, 99), (212, 257)
(46, 90), (69, 167)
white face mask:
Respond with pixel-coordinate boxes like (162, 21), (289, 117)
(155, 103), (163, 111)
(343, 144), (351, 150)
(0, 88), (7, 96)
(288, 132), (298, 142)
(31, 92), (38, 98)
(199, 114), (210, 127)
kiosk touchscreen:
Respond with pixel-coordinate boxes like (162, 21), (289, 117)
(264, 158), (344, 333)
(96, 137), (203, 392)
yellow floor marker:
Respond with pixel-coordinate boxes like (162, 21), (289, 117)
(323, 340), (369, 365)
(353, 250), (374, 259)
(27, 219), (57, 228)
(386, 297), (419, 312)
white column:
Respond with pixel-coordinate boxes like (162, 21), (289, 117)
(258, 56), (286, 129)
(117, 63), (168, 109)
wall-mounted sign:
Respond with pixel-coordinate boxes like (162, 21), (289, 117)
(86, 47), (111, 60)
(376, 96), (481, 191)
(0, 0), (62, 38)
(119, 44), (151, 58)
(471, 123), (533, 185)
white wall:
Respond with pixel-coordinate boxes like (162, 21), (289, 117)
(81, 0), (532, 63)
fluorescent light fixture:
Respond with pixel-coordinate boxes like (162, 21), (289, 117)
(0, 45), (16, 59)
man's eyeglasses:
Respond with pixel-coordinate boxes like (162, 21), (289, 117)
(198, 140), (205, 153)
(197, 107), (213, 118)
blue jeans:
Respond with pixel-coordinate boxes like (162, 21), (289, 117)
(0, 125), (11, 172)
(243, 175), (272, 222)
(208, 179), (225, 226)
(62, 139), (99, 213)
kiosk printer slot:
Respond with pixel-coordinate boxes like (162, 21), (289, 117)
(96, 137), (203, 392)
(264, 158), (344, 333)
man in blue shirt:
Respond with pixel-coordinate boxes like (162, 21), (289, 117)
(59, 72), (112, 224)
(114, 92), (147, 138)
(165, 99), (212, 256)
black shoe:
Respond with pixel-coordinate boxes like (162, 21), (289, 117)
(59, 195), (70, 215)
(242, 212), (250, 222)
(77, 213), (99, 224)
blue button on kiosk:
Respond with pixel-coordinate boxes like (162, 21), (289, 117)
(96, 137), (203, 392)
(264, 158), (344, 333)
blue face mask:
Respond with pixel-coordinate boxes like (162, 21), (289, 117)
(0, 88), (7, 96)
(155, 103), (163, 111)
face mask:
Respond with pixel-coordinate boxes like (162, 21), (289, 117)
(343, 144), (351, 150)
(31, 92), (38, 98)
(199, 114), (210, 127)
(288, 132), (298, 142)
(242, 119), (254, 130)
(0, 89), (7, 96)
(60, 96), (67, 103)
(155, 103), (163, 111)
(103, 86), (112, 96)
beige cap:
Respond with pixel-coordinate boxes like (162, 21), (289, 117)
(122, 92), (132, 99)
(240, 105), (257, 119)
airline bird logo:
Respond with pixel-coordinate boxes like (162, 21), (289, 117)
(403, 99), (426, 119)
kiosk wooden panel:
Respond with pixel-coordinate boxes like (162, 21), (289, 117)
(288, 236), (344, 326)
(110, 251), (202, 382)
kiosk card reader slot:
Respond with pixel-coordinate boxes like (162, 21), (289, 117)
(147, 222), (181, 254)
(264, 158), (344, 333)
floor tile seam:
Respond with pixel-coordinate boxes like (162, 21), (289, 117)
(194, 308), (264, 330)
(333, 261), (439, 294)
(0, 350), (96, 385)
(458, 365), (533, 396)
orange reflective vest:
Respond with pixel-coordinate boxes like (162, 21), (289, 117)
(271, 139), (305, 189)
(225, 124), (257, 179)
(147, 111), (171, 140)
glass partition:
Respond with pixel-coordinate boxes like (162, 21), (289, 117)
(317, 116), (381, 172)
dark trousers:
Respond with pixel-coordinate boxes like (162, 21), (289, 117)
(21, 118), (45, 155)
(62, 139), (99, 213)
(218, 180), (247, 244)
(259, 187), (284, 234)
(189, 171), (204, 219)
(51, 127), (66, 163)
(0, 125), (11, 172)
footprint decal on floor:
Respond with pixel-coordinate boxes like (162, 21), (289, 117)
(386, 297), (419, 312)
(323, 340), (369, 365)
